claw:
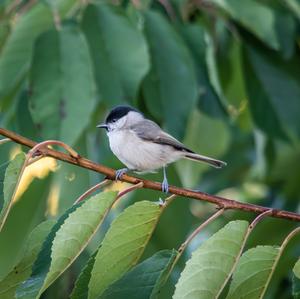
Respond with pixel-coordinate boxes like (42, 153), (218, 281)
(161, 166), (169, 193)
(161, 177), (169, 194)
(115, 168), (128, 181)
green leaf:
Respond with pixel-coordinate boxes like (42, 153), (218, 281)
(293, 258), (300, 298)
(244, 45), (300, 138)
(176, 110), (230, 188)
(181, 24), (227, 118)
(0, 152), (26, 231)
(0, 0), (78, 98)
(29, 22), (96, 146)
(210, 0), (279, 50)
(173, 220), (249, 299)
(88, 200), (162, 299)
(70, 251), (99, 299)
(81, 3), (149, 105)
(284, 0), (300, 20)
(0, 175), (51, 279)
(294, 259), (300, 278)
(16, 191), (117, 299)
(292, 273), (300, 299)
(0, 220), (55, 299)
(143, 10), (198, 139)
(243, 56), (286, 140)
(204, 31), (229, 115)
(100, 249), (178, 299)
(226, 245), (280, 299)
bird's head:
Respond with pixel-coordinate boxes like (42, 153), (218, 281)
(97, 105), (143, 132)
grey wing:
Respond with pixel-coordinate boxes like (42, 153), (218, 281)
(131, 119), (194, 153)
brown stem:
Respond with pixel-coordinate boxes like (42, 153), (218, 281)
(157, 0), (176, 21)
(215, 209), (274, 298)
(179, 208), (225, 254)
(116, 181), (144, 199)
(1, 128), (300, 222)
(161, 194), (177, 209)
(166, 208), (225, 278)
(73, 179), (111, 205)
(0, 138), (11, 145)
(27, 139), (80, 159)
(259, 226), (300, 299)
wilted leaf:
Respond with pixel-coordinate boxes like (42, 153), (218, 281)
(0, 152), (26, 231)
(100, 249), (178, 299)
(173, 220), (249, 299)
(0, 220), (55, 299)
(143, 10), (198, 139)
(0, 0), (78, 98)
(29, 22), (96, 146)
(226, 246), (280, 299)
(88, 200), (162, 299)
(81, 3), (149, 104)
(16, 191), (117, 299)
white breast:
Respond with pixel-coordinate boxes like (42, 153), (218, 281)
(107, 130), (182, 172)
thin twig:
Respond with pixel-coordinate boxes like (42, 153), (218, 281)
(1, 128), (300, 222)
(0, 138), (11, 145)
(167, 208), (225, 277)
(5, 0), (22, 15)
(179, 208), (225, 253)
(116, 181), (144, 199)
(215, 209), (274, 298)
(259, 226), (300, 298)
(53, 9), (61, 30)
(73, 179), (111, 205)
(28, 139), (79, 159)
(157, 0), (177, 21)
(162, 194), (177, 209)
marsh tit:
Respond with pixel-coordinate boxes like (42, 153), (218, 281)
(97, 105), (226, 193)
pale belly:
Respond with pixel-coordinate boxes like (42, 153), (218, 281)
(107, 130), (182, 172)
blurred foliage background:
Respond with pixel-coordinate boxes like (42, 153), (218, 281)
(0, 0), (300, 298)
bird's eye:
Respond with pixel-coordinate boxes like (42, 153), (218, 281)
(112, 119), (117, 123)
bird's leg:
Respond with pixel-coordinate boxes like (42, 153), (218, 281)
(115, 168), (128, 181)
(161, 166), (169, 194)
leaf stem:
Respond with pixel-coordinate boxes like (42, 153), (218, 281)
(168, 208), (225, 277)
(259, 226), (300, 299)
(0, 138), (11, 145)
(116, 181), (144, 200)
(28, 140), (80, 160)
(73, 179), (111, 205)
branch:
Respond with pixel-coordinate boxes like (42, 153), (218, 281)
(1, 127), (300, 222)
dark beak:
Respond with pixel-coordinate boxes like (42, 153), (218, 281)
(96, 123), (108, 130)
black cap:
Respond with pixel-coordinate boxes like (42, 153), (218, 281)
(105, 105), (138, 123)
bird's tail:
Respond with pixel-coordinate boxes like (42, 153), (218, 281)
(184, 153), (227, 169)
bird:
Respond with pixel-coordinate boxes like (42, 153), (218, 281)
(97, 105), (226, 193)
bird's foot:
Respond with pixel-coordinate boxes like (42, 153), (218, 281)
(161, 177), (169, 194)
(115, 168), (128, 181)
